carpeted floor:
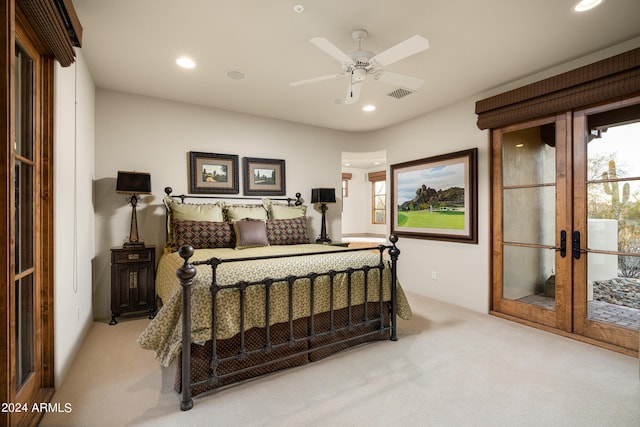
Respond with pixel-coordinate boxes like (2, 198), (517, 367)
(40, 292), (639, 427)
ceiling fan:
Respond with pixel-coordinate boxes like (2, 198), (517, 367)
(290, 29), (429, 104)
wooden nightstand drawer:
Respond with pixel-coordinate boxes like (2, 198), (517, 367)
(113, 249), (152, 264)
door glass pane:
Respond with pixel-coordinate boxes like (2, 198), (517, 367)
(503, 245), (556, 308)
(15, 46), (33, 160)
(501, 123), (557, 311)
(502, 124), (556, 186)
(15, 275), (35, 387)
(14, 43), (36, 390)
(15, 160), (34, 274)
(503, 187), (556, 246)
(586, 120), (640, 330)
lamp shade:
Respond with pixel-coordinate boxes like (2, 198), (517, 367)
(311, 188), (336, 204)
(116, 171), (152, 194)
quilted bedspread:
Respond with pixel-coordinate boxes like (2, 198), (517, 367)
(137, 244), (412, 367)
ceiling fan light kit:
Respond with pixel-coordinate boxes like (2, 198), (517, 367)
(290, 28), (429, 104)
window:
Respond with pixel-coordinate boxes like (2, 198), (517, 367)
(373, 181), (386, 224)
(368, 171), (386, 224)
(342, 173), (352, 198)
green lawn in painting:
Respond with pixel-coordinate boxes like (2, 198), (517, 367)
(397, 210), (465, 229)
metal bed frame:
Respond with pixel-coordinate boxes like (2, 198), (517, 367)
(164, 188), (400, 411)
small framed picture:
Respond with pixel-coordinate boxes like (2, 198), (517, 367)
(390, 148), (478, 243)
(189, 151), (239, 194)
(243, 157), (286, 196)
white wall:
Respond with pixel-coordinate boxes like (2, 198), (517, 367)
(341, 167), (369, 235)
(54, 50), (95, 387)
(92, 91), (350, 319)
(348, 100), (491, 313)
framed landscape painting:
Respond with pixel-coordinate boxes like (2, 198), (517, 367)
(189, 151), (239, 194)
(390, 148), (477, 243)
(243, 157), (286, 196)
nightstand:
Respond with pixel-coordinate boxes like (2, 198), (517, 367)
(110, 245), (156, 325)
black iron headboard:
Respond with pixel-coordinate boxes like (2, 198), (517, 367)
(163, 187), (303, 206)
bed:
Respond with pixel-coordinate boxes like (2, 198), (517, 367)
(137, 188), (412, 410)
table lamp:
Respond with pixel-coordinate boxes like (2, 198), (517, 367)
(311, 188), (336, 244)
(116, 171), (152, 247)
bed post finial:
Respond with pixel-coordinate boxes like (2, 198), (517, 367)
(177, 245), (196, 411)
(165, 187), (173, 196)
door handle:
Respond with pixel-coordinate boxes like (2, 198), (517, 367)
(559, 230), (567, 258)
(572, 230), (581, 260)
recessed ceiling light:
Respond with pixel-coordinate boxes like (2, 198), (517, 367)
(225, 70), (246, 80)
(176, 57), (196, 69)
(572, 0), (605, 12)
(362, 105), (376, 112)
(293, 5), (304, 13)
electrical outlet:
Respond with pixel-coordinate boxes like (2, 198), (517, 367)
(431, 271), (437, 280)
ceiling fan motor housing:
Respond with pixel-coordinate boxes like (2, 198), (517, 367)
(351, 68), (367, 82)
(349, 49), (375, 68)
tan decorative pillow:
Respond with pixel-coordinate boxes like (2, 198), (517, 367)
(233, 219), (269, 249)
(269, 203), (307, 219)
(224, 204), (268, 221)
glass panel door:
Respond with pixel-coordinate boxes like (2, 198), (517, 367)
(492, 115), (571, 330)
(574, 102), (640, 352)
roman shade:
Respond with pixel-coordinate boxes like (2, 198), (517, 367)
(475, 48), (640, 130)
(17, 0), (82, 67)
(368, 171), (386, 182)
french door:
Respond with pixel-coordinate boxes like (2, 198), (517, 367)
(491, 99), (640, 355)
(1, 7), (56, 426)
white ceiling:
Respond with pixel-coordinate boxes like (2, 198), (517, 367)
(74, 0), (640, 135)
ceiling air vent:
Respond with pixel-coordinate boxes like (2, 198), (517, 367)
(387, 88), (414, 99)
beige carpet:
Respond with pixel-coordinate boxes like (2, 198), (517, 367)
(40, 292), (639, 427)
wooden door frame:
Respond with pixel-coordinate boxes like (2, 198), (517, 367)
(1, 1), (55, 425)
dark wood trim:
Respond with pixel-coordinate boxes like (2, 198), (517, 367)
(40, 55), (54, 390)
(0, 2), (14, 426)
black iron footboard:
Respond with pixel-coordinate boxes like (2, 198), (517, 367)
(175, 235), (400, 411)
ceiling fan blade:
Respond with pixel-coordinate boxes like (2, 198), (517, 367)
(375, 70), (424, 90)
(370, 35), (429, 68)
(289, 73), (340, 87)
(336, 80), (363, 105)
(310, 37), (355, 65)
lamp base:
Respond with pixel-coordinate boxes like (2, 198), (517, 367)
(315, 237), (332, 245)
(123, 241), (145, 248)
